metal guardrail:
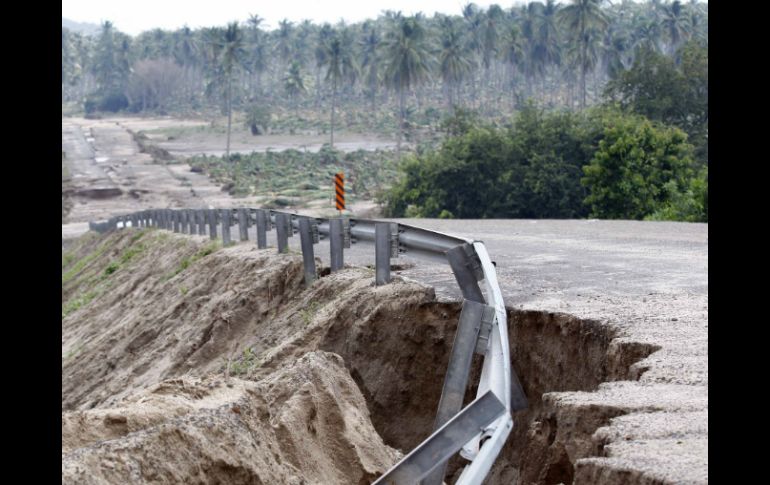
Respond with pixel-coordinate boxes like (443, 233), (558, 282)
(89, 207), (528, 485)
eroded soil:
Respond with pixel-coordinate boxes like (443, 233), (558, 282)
(63, 229), (674, 484)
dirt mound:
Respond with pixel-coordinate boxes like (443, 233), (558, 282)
(63, 351), (399, 484)
(61, 229), (421, 484)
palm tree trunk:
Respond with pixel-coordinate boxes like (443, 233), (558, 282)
(330, 79), (336, 149)
(226, 74), (232, 160)
(397, 87), (405, 162)
(580, 65), (586, 109)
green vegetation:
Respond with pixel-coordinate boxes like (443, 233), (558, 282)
(63, 2), (707, 130)
(62, 230), (152, 318)
(582, 112), (703, 220)
(163, 240), (221, 281)
(228, 347), (263, 376)
(62, 2), (707, 223)
(604, 41), (708, 166)
(186, 146), (398, 201)
(300, 302), (320, 326)
(62, 291), (98, 318)
(384, 104), (706, 222)
(62, 239), (112, 284)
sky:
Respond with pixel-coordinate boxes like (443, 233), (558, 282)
(62, 0), (528, 36)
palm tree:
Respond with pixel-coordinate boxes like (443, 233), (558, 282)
(632, 16), (663, 56)
(500, 24), (525, 108)
(517, 2), (539, 99)
(283, 61), (306, 112)
(320, 30), (356, 149)
(438, 16), (473, 109)
(661, 0), (691, 57)
(558, 0), (608, 108)
(601, 22), (630, 82)
(480, 5), (503, 109)
(276, 19), (294, 73)
(208, 22), (244, 160)
(360, 22), (381, 110)
(382, 15), (433, 161)
(539, 0), (562, 104)
(314, 24), (334, 107)
(173, 26), (200, 101)
(246, 15), (267, 96)
(462, 4), (484, 108)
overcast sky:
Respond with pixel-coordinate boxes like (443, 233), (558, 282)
(62, 0), (534, 36)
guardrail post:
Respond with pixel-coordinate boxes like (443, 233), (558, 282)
(375, 222), (392, 285)
(179, 210), (187, 233)
(208, 208), (217, 240)
(446, 243), (485, 303)
(197, 209), (206, 236)
(172, 210), (180, 233)
(275, 213), (289, 253)
(256, 209), (270, 249)
(185, 209), (193, 234)
(298, 217), (317, 285)
(329, 218), (344, 272)
(256, 210), (268, 249)
(195, 209), (204, 235)
(237, 208), (248, 241)
(422, 300), (497, 485)
(221, 209), (232, 246)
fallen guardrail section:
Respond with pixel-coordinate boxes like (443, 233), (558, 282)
(90, 208), (528, 485)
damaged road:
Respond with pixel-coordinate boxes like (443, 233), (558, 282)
(62, 220), (707, 484)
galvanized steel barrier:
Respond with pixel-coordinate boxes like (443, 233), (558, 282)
(89, 208), (528, 485)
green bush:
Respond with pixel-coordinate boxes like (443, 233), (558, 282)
(385, 105), (706, 222)
(582, 112), (701, 220)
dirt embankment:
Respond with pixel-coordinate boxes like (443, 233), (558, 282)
(62, 229), (662, 484)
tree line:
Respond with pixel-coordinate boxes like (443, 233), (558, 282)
(62, 1), (707, 124)
(61, 0), (707, 222)
(382, 36), (707, 223)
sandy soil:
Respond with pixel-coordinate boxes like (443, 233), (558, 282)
(62, 230), (411, 483)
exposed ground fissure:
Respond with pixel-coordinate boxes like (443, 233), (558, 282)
(62, 229), (660, 485)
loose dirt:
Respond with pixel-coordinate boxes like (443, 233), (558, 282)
(63, 229), (669, 484)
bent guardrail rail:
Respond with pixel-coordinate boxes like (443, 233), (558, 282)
(89, 208), (528, 485)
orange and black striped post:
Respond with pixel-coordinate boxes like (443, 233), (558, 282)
(334, 172), (345, 212)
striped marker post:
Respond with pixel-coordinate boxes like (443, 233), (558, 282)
(334, 172), (345, 213)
